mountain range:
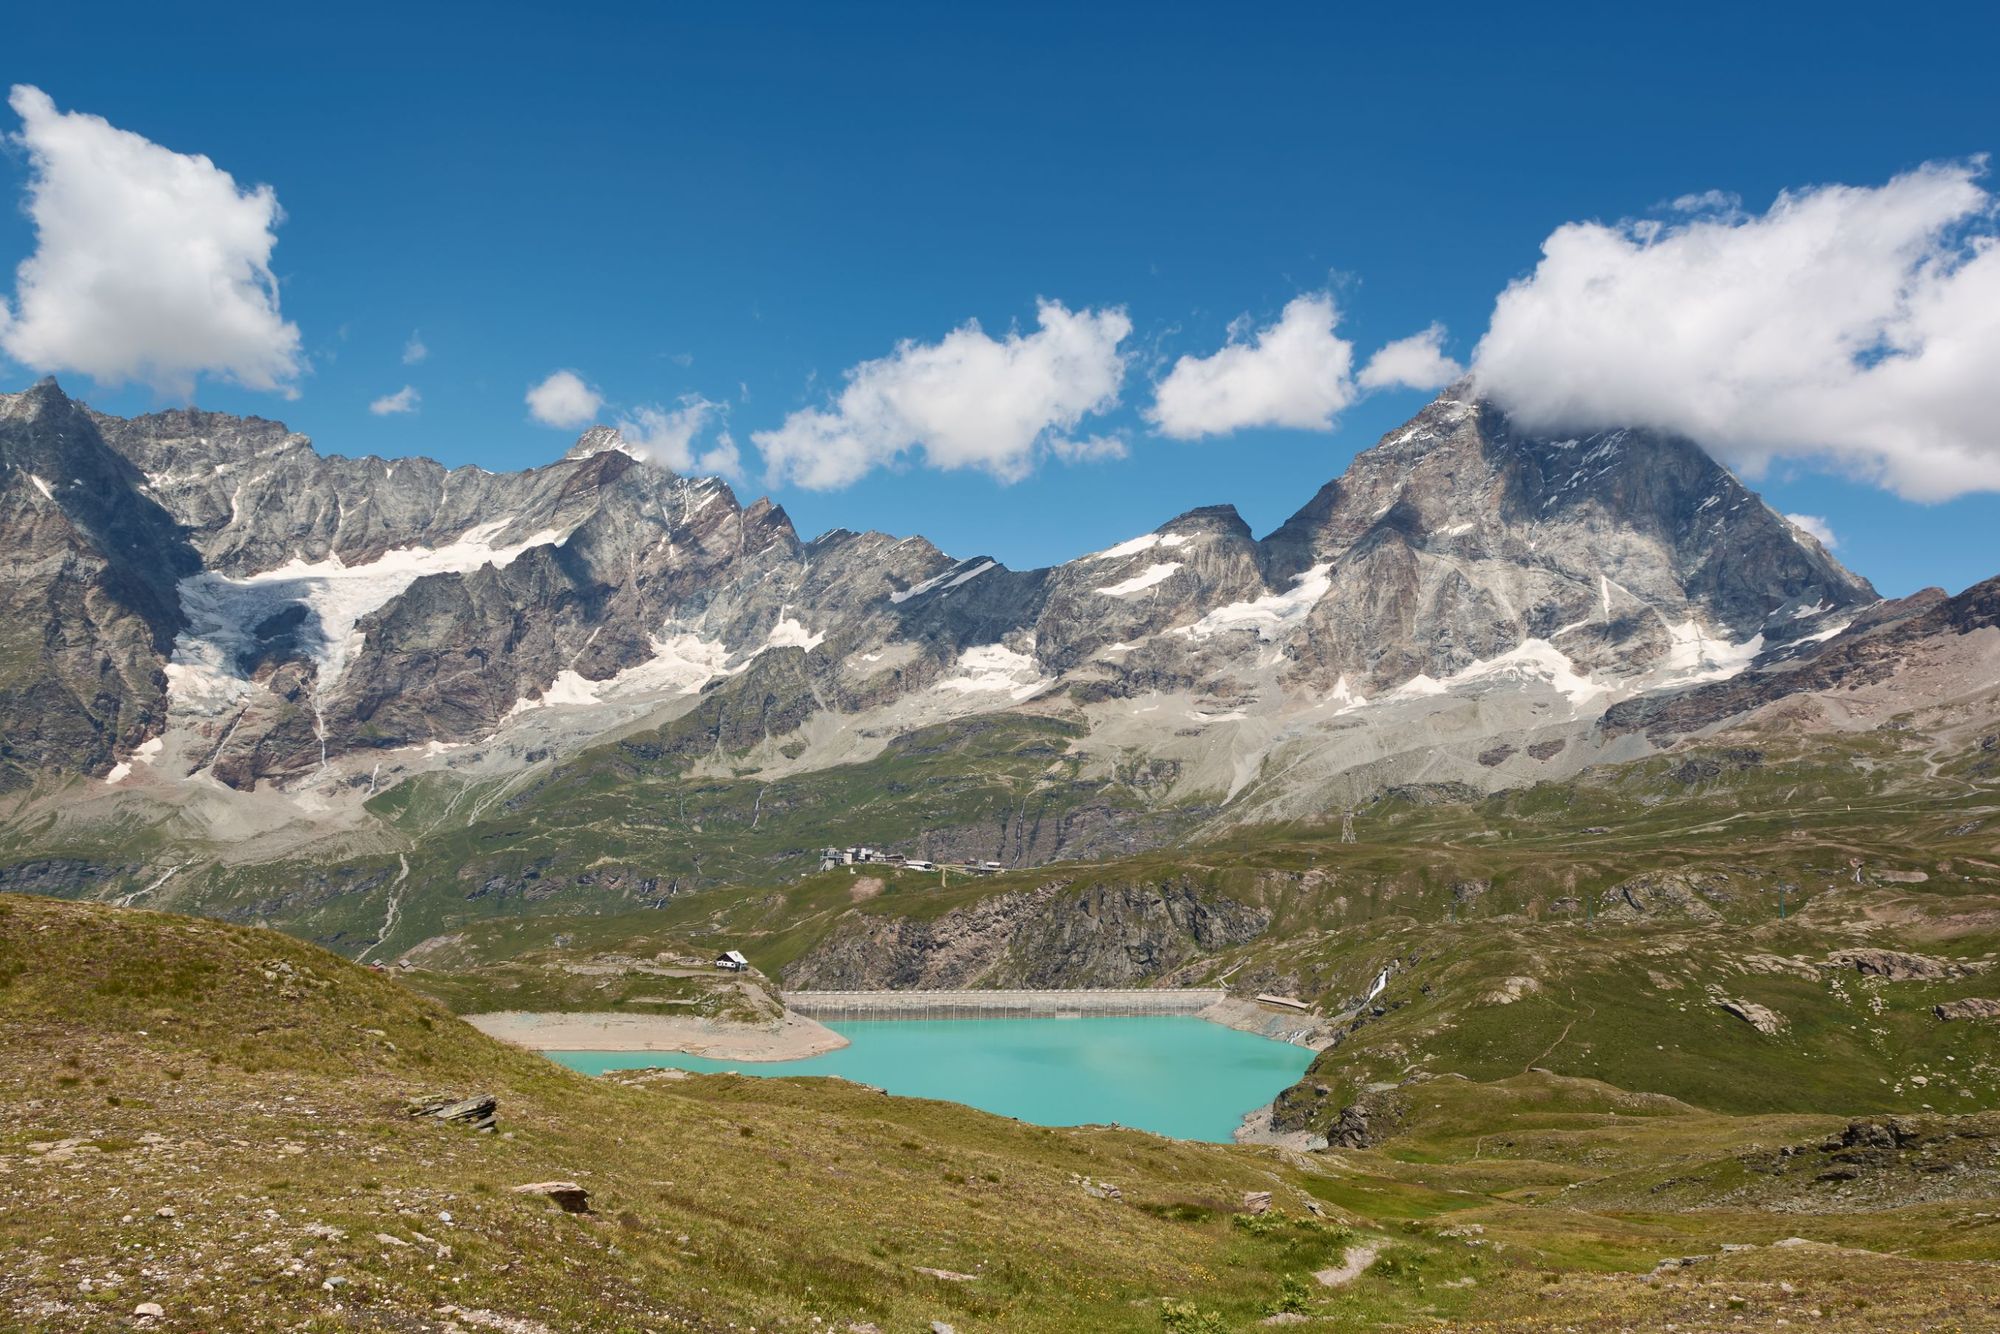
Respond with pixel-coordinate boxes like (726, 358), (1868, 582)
(5, 373), (1997, 911)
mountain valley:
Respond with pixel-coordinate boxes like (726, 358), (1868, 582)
(5, 376), (2000, 1331)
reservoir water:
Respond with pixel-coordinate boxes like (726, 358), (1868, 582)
(551, 1015), (1312, 1143)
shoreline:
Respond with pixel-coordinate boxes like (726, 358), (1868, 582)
(464, 1009), (850, 1061)
(1198, 996), (1340, 1050)
(1204, 999), (1333, 1152)
(1231, 1103), (1330, 1152)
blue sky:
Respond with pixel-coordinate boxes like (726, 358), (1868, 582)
(4, 1), (1998, 596)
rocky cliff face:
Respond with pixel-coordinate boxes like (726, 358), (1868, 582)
(0, 376), (1893, 852)
(0, 382), (200, 788)
(782, 880), (1271, 989)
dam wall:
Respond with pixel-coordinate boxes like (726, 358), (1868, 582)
(783, 988), (1228, 1021)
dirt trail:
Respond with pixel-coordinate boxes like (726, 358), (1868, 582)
(1314, 1244), (1378, 1287)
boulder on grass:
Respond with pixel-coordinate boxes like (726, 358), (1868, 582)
(511, 1181), (592, 1214)
(1935, 998), (2000, 1022)
(404, 1092), (498, 1132)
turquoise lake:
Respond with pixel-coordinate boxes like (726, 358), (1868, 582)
(550, 1016), (1312, 1143)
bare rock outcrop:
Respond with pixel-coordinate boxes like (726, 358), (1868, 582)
(1716, 997), (1787, 1035)
(1825, 949), (1985, 982)
(1935, 998), (2000, 1022)
(1596, 870), (1733, 922)
(782, 879), (1269, 990)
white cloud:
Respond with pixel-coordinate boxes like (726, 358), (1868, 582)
(1048, 433), (1129, 463)
(526, 369), (603, 429)
(0, 84), (301, 396)
(1472, 161), (2000, 502)
(1357, 322), (1463, 392)
(616, 396), (741, 478)
(754, 300), (1131, 489)
(402, 331), (428, 365)
(1146, 294), (1357, 439)
(1670, 188), (1742, 215)
(369, 385), (420, 415)
(1784, 513), (1838, 549)
(699, 432), (744, 480)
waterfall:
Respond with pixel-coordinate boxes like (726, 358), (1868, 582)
(1364, 966), (1390, 1003)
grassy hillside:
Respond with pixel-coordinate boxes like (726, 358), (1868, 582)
(0, 709), (1204, 960)
(5, 892), (2000, 1332)
(5, 666), (1994, 979)
(389, 916), (781, 1020)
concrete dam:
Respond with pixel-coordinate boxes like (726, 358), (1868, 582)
(782, 988), (1229, 1021)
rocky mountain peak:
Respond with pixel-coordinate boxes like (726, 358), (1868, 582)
(0, 375), (72, 421)
(1158, 504), (1253, 541)
(564, 426), (633, 462)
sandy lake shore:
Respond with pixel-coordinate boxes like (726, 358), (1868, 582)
(1199, 996), (1338, 1049)
(465, 1009), (850, 1060)
(1232, 1103), (1330, 1152)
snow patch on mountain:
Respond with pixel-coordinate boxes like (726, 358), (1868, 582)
(1391, 673), (1448, 700)
(1185, 564), (1333, 641)
(942, 560), (994, 591)
(1096, 562), (1181, 597)
(167, 519), (568, 714)
(1448, 638), (1607, 706)
(1791, 615), (1857, 646)
(1089, 531), (1190, 562)
(890, 559), (994, 604)
(102, 736), (163, 784)
(765, 615), (824, 652)
(936, 643), (1054, 701)
(516, 670), (606, 711)
(506, 631), (739, 717)
(1658, 617), (1765, 686)
(1323, 676), (1367, 712)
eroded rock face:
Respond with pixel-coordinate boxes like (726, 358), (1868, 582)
(782, 880), (1270, 990)
(0, 381), (200, 785)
